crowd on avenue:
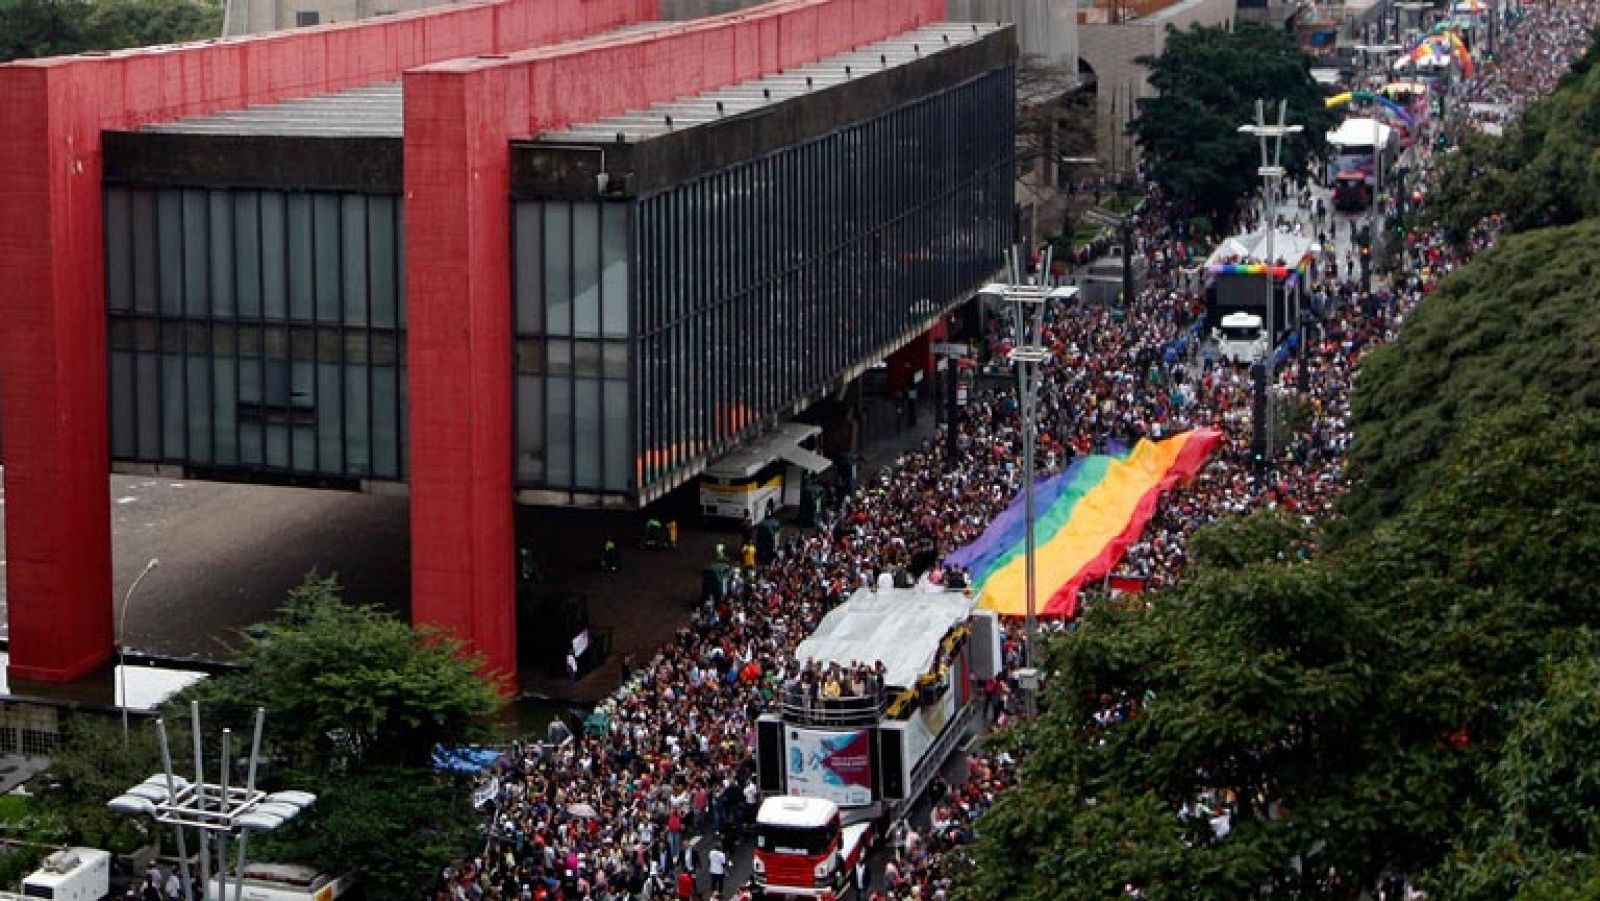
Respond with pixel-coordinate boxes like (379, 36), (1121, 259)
(438, 6), (1599, 900)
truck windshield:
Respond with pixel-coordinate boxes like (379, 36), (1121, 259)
(756, 824), (835, 856)
(1221, 326), (1260, 341)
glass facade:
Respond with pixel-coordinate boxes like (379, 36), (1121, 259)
(513, 66), (1014, 500)
(631, 66), (1016, 497)
(511, 201), (634, 495)
(105, 186), (407, 481)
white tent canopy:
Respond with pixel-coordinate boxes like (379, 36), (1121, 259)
(1205, 229), (1318, 268)
(1326, 117), (1392, 148)
(794, 585), (973, 690)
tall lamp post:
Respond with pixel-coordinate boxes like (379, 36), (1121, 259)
(118, 556), (161, 748)
(981, 247), (1078, 679)
(1238, 100), (1303, 468)
(109, 703), (317, 901)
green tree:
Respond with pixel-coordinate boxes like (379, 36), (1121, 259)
(0, 0), (93, 61)
(1437, 641), (1600, 899)
(86, 0), (221, 52)
(1131, 23), (1335, 231)
(955, 401), (1600, 900)
(31, 717), (162, 853)
(0, 0), (221, 62)
(253, 766), (482, 901)
(1341, 219), (1600, 531)
(183, 572), (502, 773)
(165, 574), (502, 897)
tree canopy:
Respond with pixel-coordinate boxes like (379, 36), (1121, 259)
(1341, 217), (1600, 530)
(956, 399), (1600, 899)
(0, 0), (221, 62)
(184, 572), (501, 772)
(1130, 23), (1335, 229)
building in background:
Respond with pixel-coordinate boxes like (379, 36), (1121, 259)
(221, 0), (453, 35)
(1078, 0), (1238, 182)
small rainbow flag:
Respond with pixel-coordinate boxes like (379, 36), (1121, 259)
(945, 429), (1221, 619)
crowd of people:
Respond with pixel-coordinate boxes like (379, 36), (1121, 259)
(438, 7), (1599, 900)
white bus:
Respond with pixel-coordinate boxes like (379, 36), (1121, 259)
(699, 423), (830, 522)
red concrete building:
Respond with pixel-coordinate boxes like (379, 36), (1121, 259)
(0, 0), (1017, 682)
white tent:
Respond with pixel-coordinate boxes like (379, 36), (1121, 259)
(1205, 229), (1318, 268)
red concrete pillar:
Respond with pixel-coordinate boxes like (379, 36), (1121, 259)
(0, 65), (115, 682)
(403, 64), (518, 682)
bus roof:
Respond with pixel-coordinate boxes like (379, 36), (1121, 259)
(1220, 312), (1263, 328)
(703, 422), (828, 480)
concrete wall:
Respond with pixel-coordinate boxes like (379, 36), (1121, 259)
(947, 0), (1077, 72)
(0, 0), (659, 683)
(1079, 0), (1236, 177)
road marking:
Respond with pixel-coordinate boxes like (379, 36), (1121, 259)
(117, 496), (138, 505)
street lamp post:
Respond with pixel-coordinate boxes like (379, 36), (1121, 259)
(119, 557), (161, 748)
(981, 248), (1078, 679)
(1238, 100), (1303, 468)
(108, 704), (317, 901)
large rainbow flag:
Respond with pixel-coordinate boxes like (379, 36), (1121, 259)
(945, 429), (1221, 619)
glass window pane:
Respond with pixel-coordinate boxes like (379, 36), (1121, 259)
(601, 204), (629, 338)
(314, 193), (342, 324)
(514, 202), (544, 335)
(344, 365), (370, 477)
(369, 195), (398, 329)
(157, 191), (184, 316)
(131, 190), (158, 314)
(372, 365), (399, 479)
(603, 377), (628, 492)
(260, 193), (287, 320)
(516, 373), (545, 484)
(546, 376), (572, 487)
(105, 187), (133, 313)
(136, 353), (161, 459)
(342, 195), (368, 327)
(213, 353), (238, 467)
(161, 353), (184, 460)
(317, 363), (342, 473)
(186, 351), (212, 464)
(208, 191), (236, 318)
(544, 203), (572, 336)
(573, 203), (601, 337)
(110, 351), (135, 458)
(287, 193), (314, 321)
(183, 190), (208, 318)
(574, 377), (600, 489)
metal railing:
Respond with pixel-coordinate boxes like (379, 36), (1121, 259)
(777, 685), (886, 728)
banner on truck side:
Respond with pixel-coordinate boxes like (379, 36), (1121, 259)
(786, 727), (873, 807)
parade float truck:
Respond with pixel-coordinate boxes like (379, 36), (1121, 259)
(753, 585), (1003, 899)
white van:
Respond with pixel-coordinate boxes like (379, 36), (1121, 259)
(19, 848), (110, 901)
(1214, 312), (1269, 364)
(209, 863), (353, 901)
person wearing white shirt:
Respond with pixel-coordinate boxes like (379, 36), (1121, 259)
(708, 844), (728, 894)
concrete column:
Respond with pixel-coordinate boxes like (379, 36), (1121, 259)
(403, 64), (519, 683)
(0, 66), (116, 682)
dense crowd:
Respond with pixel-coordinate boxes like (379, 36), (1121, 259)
(437, 8), (1596, 901)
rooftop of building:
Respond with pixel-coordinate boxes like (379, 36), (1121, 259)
(540, 20), (1005, 144)
(141, 20), (677, 138)
(139, 19), (1005, 142)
